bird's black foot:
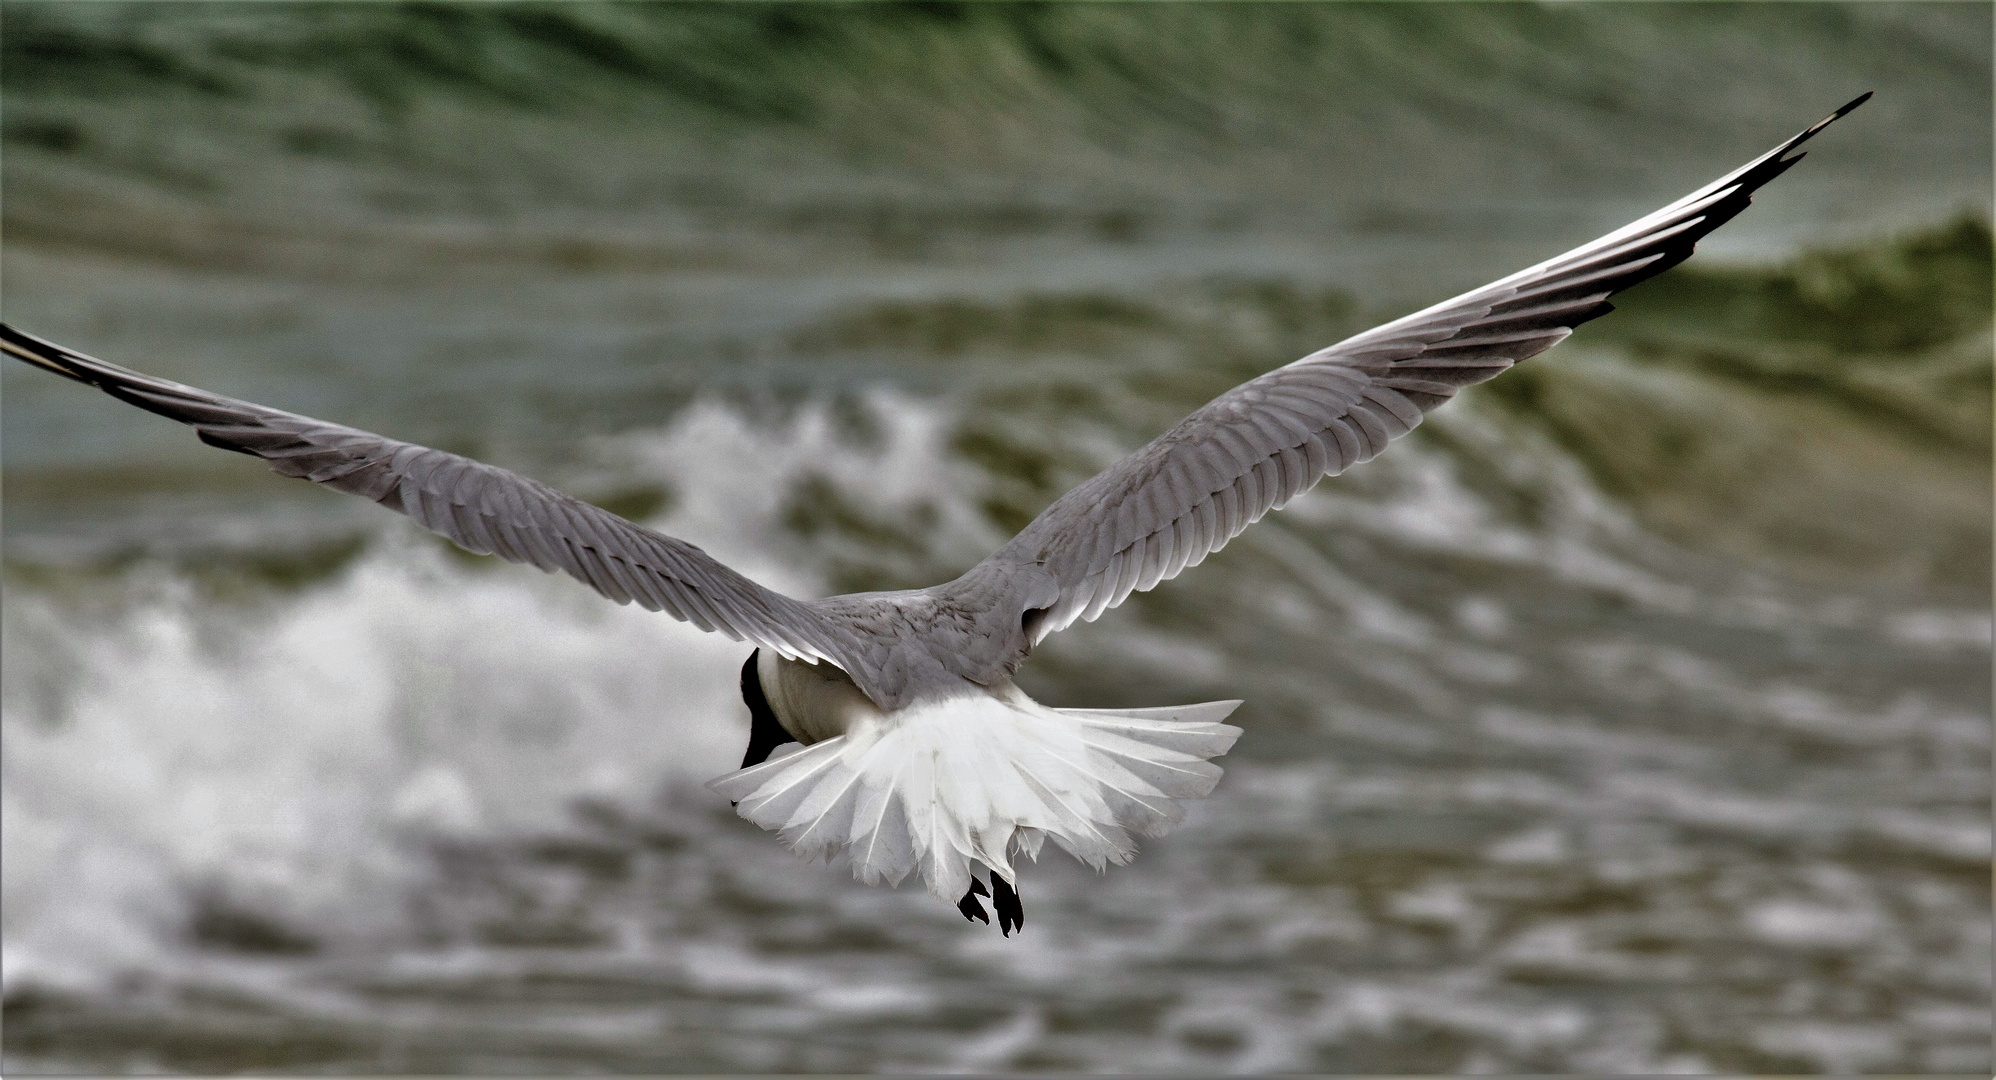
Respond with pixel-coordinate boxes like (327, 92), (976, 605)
(957, 877), (991, 925)
(991, 874), (1024, 937)
(958, 875), (1023, 934)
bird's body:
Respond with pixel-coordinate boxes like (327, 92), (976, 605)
(2, 95), (1868, 933)
(716, 650), (1240, 920)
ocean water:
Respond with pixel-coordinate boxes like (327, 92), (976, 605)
(3, 4), (1990, 1073)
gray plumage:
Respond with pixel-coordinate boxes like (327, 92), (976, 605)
(988, 94), (1870, 652)
(4, 334), (856, 668)
(1, 94), (1868, 714)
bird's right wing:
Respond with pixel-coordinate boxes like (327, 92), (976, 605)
(989, 94), (1871, 643)
(2, 324), (860, 669)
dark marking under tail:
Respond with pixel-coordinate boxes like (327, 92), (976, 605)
(991, 874), (1024, 937)
(738, 649), (796, 770)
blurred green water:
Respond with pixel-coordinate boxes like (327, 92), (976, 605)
(2, 3), (1988, 256)
(2, 3), (1990, 1074)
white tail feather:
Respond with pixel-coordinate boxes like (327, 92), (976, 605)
(706, 684), (1242, 902)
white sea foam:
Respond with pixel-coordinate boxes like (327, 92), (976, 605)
(1, 391), (973, 994)
(1, 546), (750, 991)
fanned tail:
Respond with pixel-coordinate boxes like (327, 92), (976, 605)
(706, 686), (1242, 902)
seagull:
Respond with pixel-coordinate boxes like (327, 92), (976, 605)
(2, 94), (1867, 935)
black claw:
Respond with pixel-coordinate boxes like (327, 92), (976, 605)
(991, 874), (1023, 937)
(957, 884), (991, 924)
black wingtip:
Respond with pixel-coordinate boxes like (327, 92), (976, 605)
(1801, 92), (1872, 139)
(1, 323), (146, 389)
(2, 323), (52, 354)
(2, 324), (85, 384)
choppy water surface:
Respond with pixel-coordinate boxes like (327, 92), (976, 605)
(3, 4), (1990, 1074)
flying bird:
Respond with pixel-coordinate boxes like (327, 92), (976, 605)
(2, 94), (1868, 936)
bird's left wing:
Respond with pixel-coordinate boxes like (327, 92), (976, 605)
(988, 94), (1871, 643)
(2, 324), (862, 670)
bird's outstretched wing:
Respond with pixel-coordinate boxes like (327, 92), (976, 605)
(1, 324), (859, 668)
(990, 94), (1871, 642)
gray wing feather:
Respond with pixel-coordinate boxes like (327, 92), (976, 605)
(991, 94), (1871, 643)
(0, 325), (857, 669)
